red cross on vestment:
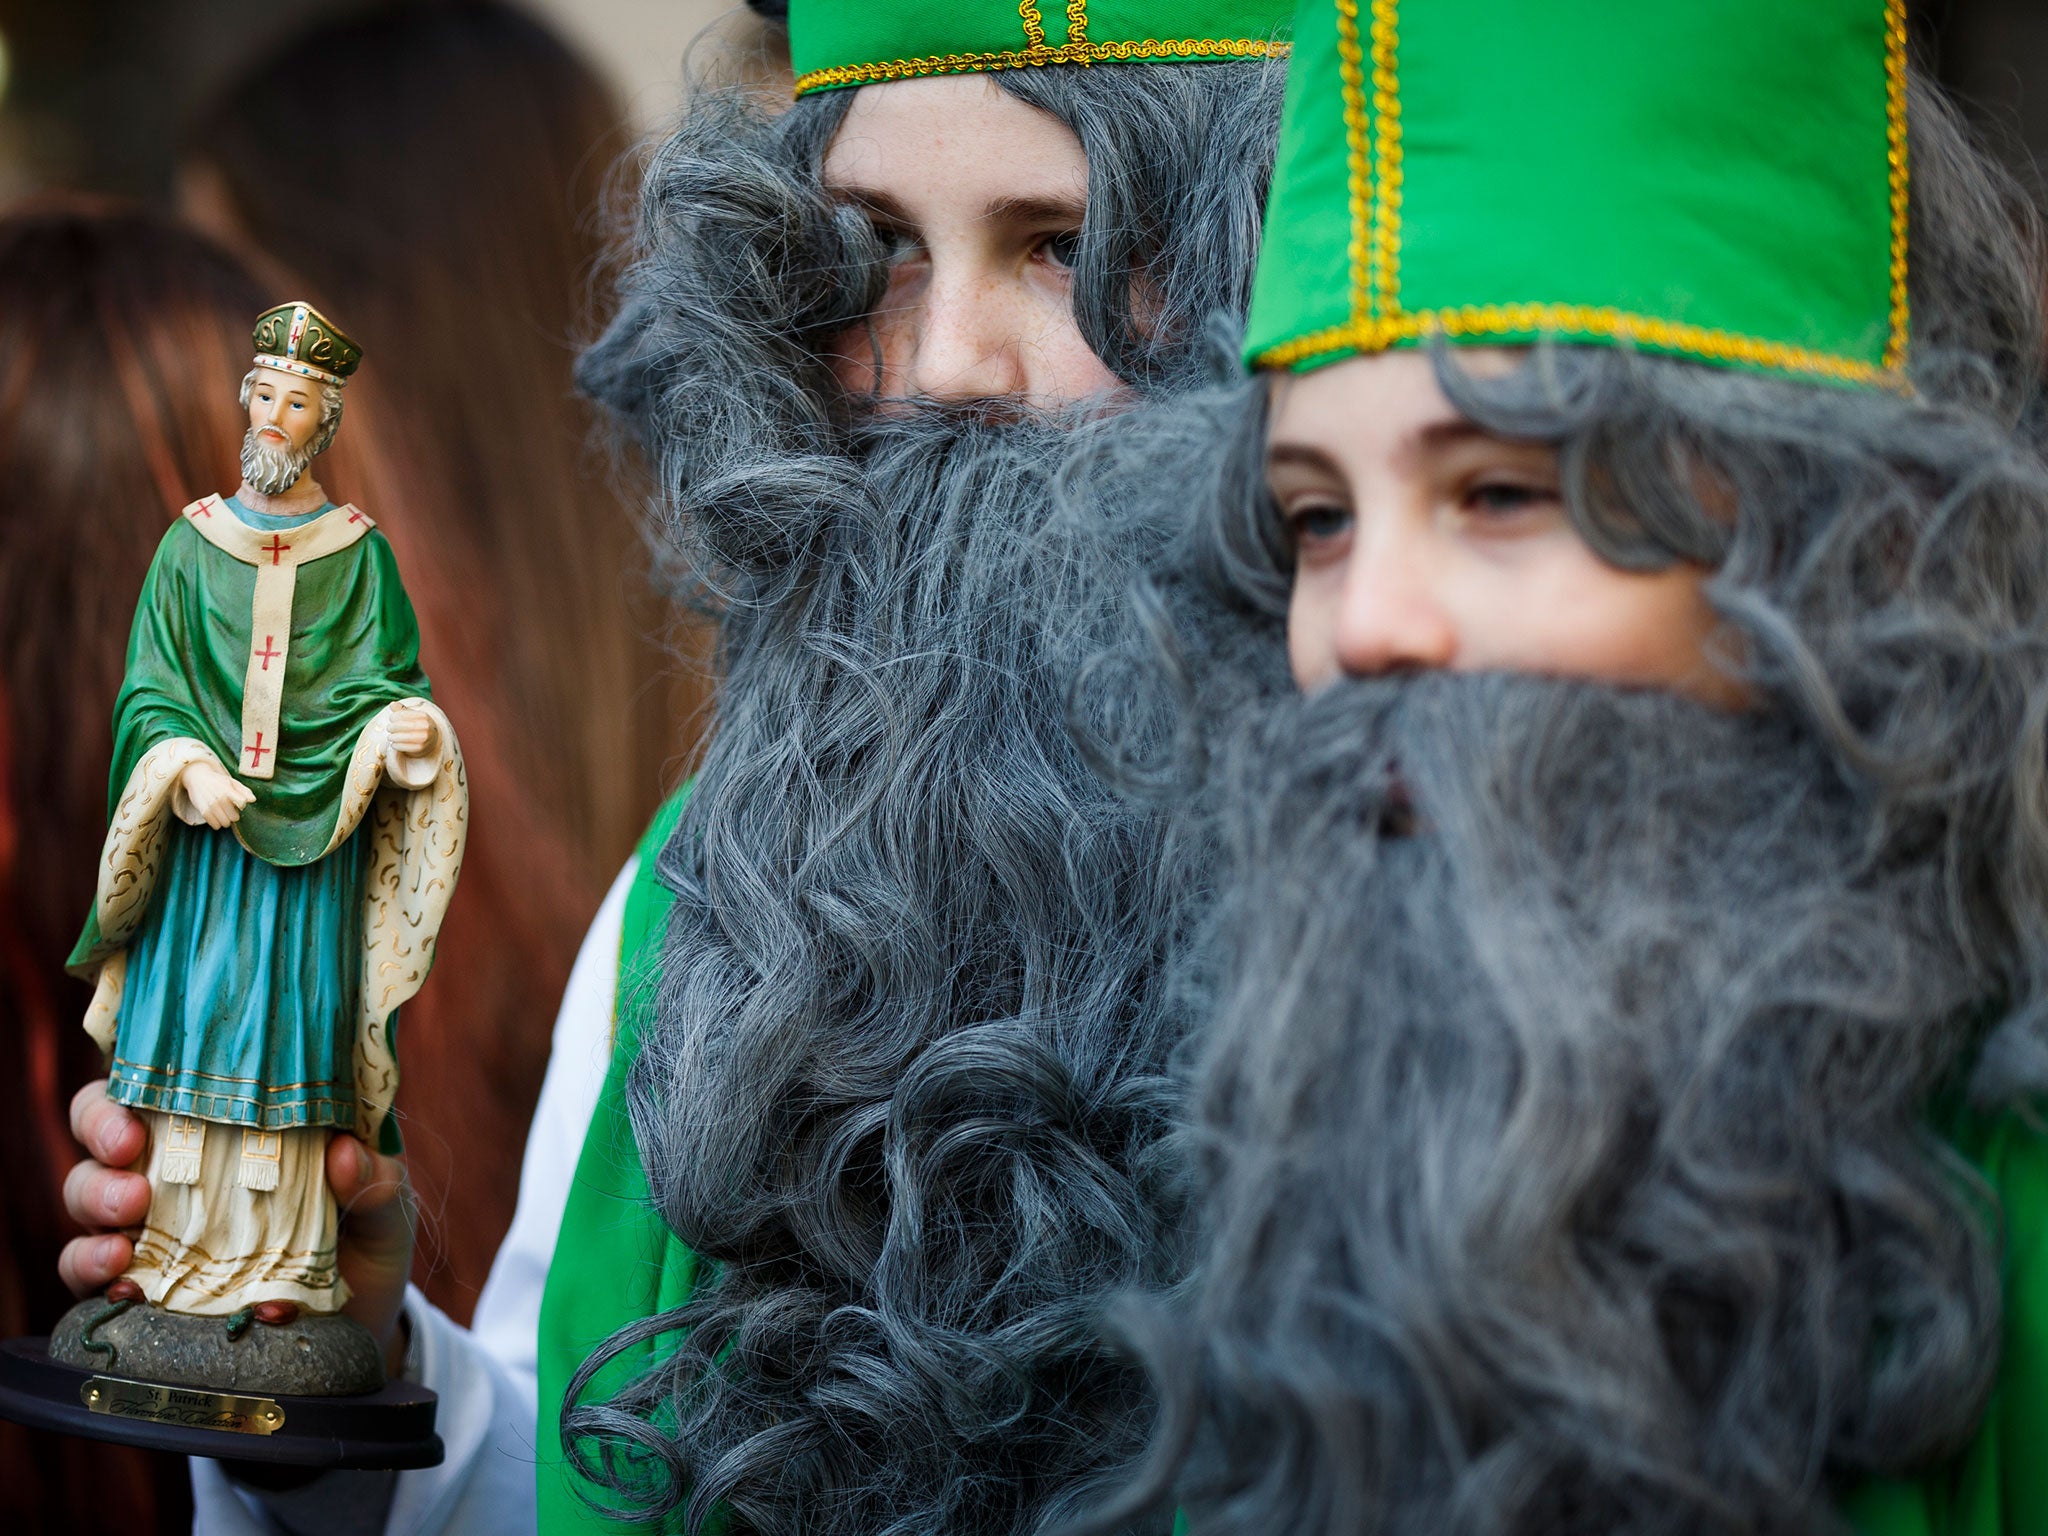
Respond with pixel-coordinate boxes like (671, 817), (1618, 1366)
(261, 534), (291, 565)
(348, 510), (369, 525)
(187, 502), (212, 519)
(245, 733), (272, 770)
(254, 635), (282, 672)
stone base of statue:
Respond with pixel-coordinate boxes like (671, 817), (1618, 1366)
(0, 1303), (441, 1468)
(48, 1296), (386, 1395)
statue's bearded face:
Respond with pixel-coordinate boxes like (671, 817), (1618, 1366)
(245, 366), (323, 456)
(240, 366), (322, 494)
(239, 426), (315, 497)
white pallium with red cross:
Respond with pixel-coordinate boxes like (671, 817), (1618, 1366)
(178, 496), (376, 781)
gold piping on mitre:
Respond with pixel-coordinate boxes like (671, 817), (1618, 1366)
(251, 301), (363, 388)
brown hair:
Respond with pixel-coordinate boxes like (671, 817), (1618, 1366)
(186, 0), (691, 877)
(181, 0), (707, 1312)
(0, 195), (332, 1535)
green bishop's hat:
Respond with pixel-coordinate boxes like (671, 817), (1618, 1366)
(789, 0), (1294, 97)
(252, 300), (363, 387)
(1244, 0), (1911, 387)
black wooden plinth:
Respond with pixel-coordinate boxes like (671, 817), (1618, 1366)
(0, 1337), (443, 1469)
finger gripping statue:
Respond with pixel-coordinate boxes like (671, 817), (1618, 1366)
(33, 304), (465, 1435)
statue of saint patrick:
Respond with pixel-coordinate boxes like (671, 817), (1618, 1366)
(64, 303), (466, 1324)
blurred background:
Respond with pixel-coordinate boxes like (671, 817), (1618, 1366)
(0, 0), (2043, 197)
(0, 0), (778, 1528)
(0, 0), (2041, 1530)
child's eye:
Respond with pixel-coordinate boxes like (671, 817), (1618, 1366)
(1285, 501), (1352, 551)
(1035, 231), (1082, 270)
(867, 219), (918, 263)
(1466, 482), (1557, 518)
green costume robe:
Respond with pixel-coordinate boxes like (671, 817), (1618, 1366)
(67, 495), (433, 1141)
(536, 792), (2048, 1534)
(538, 789), (702, 1535)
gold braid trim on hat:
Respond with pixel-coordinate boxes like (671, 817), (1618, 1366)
(1255, 0), (1908, 390)
(794, 35), (1289, 95)
(1256, 306), (1896, 386)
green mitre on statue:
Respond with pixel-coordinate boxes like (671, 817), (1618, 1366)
(788, 0), (1293, 96)
(252, 300), (364, 387)
(1244, 0), (1910, 387)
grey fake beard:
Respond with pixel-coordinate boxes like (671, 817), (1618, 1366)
(565, 403), (1201, 1535)
(239, 428), (313, 496)
(561, 65), (1285, 1534)
(1123, 671), (2005, 1536)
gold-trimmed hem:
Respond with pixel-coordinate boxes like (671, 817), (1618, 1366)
(793, 36), (1291, 96)
(1253, 304), (1897, 387)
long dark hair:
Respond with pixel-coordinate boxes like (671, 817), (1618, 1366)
(0, 196), (302, 1536)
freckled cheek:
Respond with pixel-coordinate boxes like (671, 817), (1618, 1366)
(1626, 573), (1745, 705)
(1026, 302), (1119, 399)
(825, 330), (874, 395)
(1589, 574), (1721, 690)
(1497, 565), (1721, 693)
(822, 259), (930, 394)
(824, 311), (912, 396)
(1285, 573), (1343, 691)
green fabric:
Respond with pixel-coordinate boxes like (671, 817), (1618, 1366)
(788, 0), (1293, 95)
(66, 512), (428, 975)
(538, 785), (702, 1535)
(1839, 1103), (2048, 1535)
(1243, 0), (1907, 386)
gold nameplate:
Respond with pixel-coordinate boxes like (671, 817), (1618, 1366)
(81, 1375), (285, 1436)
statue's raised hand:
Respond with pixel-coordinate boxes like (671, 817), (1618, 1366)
(386, 706), (438, 758)
(178, 759), (256, 828)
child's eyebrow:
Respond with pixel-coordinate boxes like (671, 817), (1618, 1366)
(982, 194), (1086, 227)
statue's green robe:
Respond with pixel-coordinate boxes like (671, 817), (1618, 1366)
(67, 496), (430, 1133)
(536, 791), (2048, 1534)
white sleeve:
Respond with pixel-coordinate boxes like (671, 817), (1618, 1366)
(190, 857), (636, 1536)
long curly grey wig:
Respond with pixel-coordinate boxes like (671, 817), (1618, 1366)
(1063, 75), (2048, 1536)
(565, 46), (1286, 1536)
